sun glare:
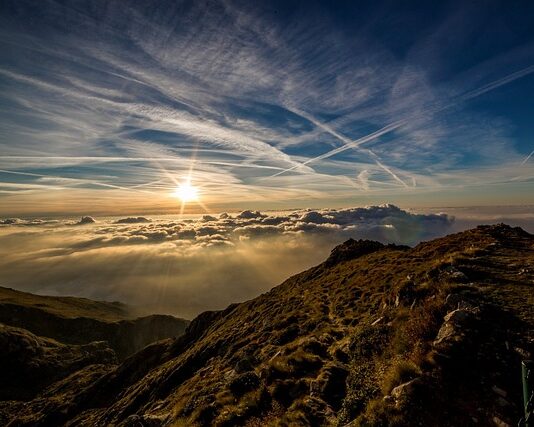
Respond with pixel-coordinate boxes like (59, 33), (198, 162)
(173, 182), (199, 202)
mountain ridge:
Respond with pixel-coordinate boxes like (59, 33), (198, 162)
(1, 224), (533, 426)
(0, 286), (189, 361)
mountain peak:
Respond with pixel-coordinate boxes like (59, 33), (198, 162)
(325, 238), (408, 266)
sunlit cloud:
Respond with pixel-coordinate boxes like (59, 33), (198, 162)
(0, 205), (455, 317)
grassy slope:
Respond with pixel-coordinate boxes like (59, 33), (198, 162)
(2, 224), (533, 426)
(0, 287), (132, 322)
(0, 287), (190, 361)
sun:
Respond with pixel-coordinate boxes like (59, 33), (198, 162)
(173, 181), (199, 202)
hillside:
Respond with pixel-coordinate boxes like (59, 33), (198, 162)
(0, 324), (115, 401)
(1, 224), (533, 426)
(0, 287), (189, 360)
(0, 287), (133, 322)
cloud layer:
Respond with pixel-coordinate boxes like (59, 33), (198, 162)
(0, 205), (455, 318)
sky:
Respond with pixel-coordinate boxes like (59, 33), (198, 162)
(0, 0), (534, 216)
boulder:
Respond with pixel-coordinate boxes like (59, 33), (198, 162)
(433, 307), (479, 350)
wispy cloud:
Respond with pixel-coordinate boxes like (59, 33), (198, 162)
(0, 0), (533, 213)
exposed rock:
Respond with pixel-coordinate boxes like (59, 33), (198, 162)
(391, 378), (422, 401)
(440, 265), (469, 283)
(433, 307), (480, 350)
(325, 239), (385, 266)
(371, 316), (384, 326)
(115, 217), (151, 224)
(492, 416), (511, 427)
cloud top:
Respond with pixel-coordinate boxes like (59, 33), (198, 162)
(0, 205), (455, 318)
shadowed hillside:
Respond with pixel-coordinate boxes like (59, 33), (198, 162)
(0, 287), (189, 360)
(1, 224), (532, 426)
(0, 287), (133, 321)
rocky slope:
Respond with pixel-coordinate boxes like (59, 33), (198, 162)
(0, 324), (116, 401)
(0, 287), (189, 360)
(1, 224), (533, 426)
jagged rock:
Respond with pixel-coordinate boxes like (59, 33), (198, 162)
(391, 377), (422, 401)
(325, 239), (385, 266)
(440, 265), (469, 283)
(433, 307), (480, 350)
(76, 216), (96, 225)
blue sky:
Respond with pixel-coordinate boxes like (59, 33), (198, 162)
(1, 0), (534, 215)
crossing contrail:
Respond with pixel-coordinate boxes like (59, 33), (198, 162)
(520, 149), (534, 165)
(267, 65), (534, 179)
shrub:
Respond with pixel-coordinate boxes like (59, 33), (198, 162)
(349, 325), (390, 358)
(337, 361), (379, 425)
(402, 295), (446, 344)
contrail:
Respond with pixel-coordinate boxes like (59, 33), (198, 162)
(0, 156), (285, 170)
(0, 169), (155, 194)
(366, 150), (409, 188)
(457, 65), (534, 102)
(268, 65), (534, 178)
(520, 149), (534, 165)
(274, 107), (409, 186)
(268, 119), (404, 177)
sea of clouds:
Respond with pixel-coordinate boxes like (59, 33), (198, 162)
(0, 204), (455, 318)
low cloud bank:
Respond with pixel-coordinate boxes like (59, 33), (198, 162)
(0, 205), (454, 318)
